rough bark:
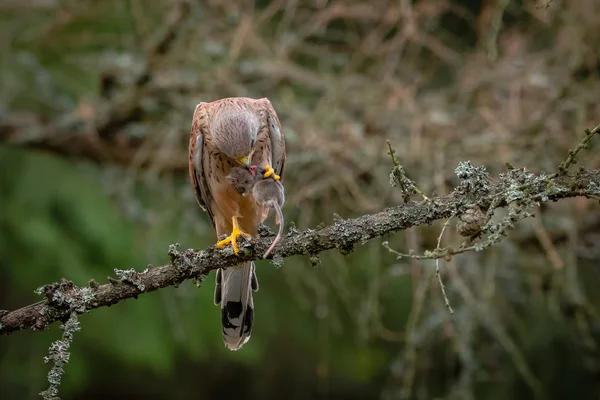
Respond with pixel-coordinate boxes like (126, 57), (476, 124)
(1, 167), (598, 335)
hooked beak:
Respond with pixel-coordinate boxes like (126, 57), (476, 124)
(236, 156), (250, 167)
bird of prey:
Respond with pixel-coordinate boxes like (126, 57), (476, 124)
(188, 97), (286, 350)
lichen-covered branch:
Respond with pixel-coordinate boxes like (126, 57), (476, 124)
(1, 164), (599, 336)
(382, 124), (600, 261)
(39, 313), (80, 400)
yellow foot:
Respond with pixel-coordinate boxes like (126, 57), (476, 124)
(263, 165), (280, 181)
(217, 216), (251, 255)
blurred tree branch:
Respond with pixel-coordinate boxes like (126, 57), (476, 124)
(0, 0), (191, 171)
(0, 110), (188, 170)
(1, 123), (599, 334)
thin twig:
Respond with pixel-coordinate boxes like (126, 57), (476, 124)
(387, 140), (432, 202)
(487, 0), (511, 62)
(435, 218), (454, 314)
(555, 124), (600, 176)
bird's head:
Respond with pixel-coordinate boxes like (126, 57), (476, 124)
(211, 108), (259, 167)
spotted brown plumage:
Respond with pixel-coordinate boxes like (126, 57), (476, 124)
(188, 97), (286, 350)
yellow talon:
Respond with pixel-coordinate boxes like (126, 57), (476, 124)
(263, 165), (280, 181)
(217, 216), (251, 255)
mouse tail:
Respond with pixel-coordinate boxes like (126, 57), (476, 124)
(263, 205), (284, 258)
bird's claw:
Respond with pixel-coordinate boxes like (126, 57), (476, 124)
(217, 217), (251, 255)
(263, 165), (280, 181)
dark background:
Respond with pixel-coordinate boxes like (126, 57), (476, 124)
(1, 1), (600, 399)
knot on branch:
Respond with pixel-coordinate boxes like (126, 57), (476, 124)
(457, 206), (486, 237)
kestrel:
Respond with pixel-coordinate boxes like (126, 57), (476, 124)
(188, 97), (286, 350)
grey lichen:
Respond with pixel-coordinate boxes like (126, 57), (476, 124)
(217, 245), (235, 257)
(32, 279), (93, 328)
(505, 189), (525, 203)
(309, 254), (321, 267)
(270, 254), (285, 268)
(455, 161), (490, 194)
(387, 141), (434, 203)
(39, 312), (80, 400)
(73, 287), (95, 313)
(587, 180), (600, 195)
(286, 221), (300, 236)
(257, 223), (274, 237)
(175, 253), (195, 272)
(192, 272), (208, 287)
(168, 243), (181, 261)
(114, 268), (145, 291)
(500, 167), (553, 204)
(389, 165), (418, 197)
(473, 207), (534, 253)
(168, 243), (197, 272)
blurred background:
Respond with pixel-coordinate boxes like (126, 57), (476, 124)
(1, 0), (600, 399)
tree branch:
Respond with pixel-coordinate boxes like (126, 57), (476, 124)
(0, 110), (188, 171)
(0, 1), (191, 171)
(1, 165), (599, 336)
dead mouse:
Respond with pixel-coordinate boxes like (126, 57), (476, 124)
(252, 177), (285, 258)
(226, 166), (285, 258)
(226, 165), (256, 196)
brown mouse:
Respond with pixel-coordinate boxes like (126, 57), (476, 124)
(252, 177), (285, 258)
(226, 166), (285, 258)
(226, 166), (256, 196)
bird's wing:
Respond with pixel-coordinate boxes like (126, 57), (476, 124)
(189, 102), (216, 229)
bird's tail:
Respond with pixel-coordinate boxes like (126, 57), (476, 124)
(214, 262), (259, 350)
